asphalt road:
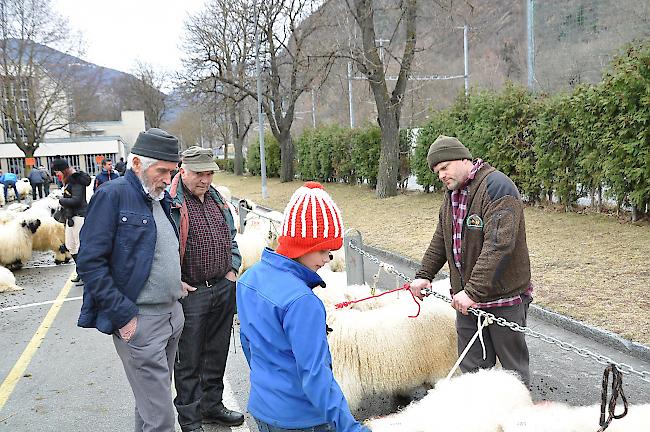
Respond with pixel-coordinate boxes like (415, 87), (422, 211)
(1, 249), (649, 431)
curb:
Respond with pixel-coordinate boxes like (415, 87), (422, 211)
(233, 197), (650, 363)
(362, 244), (650, 364)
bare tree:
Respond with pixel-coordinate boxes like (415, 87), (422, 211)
(342, 0), (418, 198)
(0, 0), (84, 173)
(123, 61), (168, 128)
(183, 0), (335, 182)
(182, 0), (255, 176)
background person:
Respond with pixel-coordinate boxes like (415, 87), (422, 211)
(94, 157), (120, 191)
(28, 166), (45, 200)
(52, 158), (90, 284)
(0, 170), (20, 203)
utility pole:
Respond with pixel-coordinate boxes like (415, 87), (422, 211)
(347, 61), (355, 128)
(527, 0), (535, 89)
(463, 24), (469, 96)
(311, 88), (316, 128)
(254, 0), (268, 199)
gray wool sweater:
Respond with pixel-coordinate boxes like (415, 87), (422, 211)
(136, 199), (183, 314)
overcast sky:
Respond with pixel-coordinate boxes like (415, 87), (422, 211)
(53, 0), (206, 74)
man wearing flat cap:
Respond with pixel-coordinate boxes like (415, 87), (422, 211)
(169, 146), (243, 431)
(77, 128), (187, 431)
(410, 135), (533, 387)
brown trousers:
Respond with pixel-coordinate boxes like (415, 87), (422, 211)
(455, 297), (531, 387)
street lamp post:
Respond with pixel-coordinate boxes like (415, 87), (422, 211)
(254, 0), (268, 199)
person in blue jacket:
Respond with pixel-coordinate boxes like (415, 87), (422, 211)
(93, 157), (120, 191)
(237, 181), (370, 432)
(0, 170), (20, 203)
(77, 128), (188, 432)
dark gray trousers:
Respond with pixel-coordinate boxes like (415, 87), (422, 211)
(455, 297), (531, 387)
(174, 278), (237, 431)
(113, 301), (185, 432)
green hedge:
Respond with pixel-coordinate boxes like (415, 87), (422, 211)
(247, 133), (281, 177)
(215, 158), (246, 173)
(294, 124), (381, 186)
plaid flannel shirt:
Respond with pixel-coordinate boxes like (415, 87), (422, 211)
(181, 186), (232, 285)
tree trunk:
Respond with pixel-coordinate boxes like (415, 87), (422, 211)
(279, 132), (294, 183)
(234, 135), (244, 176)
(597, 184), (603, 213)
(375, 110), (399, 198)
(21, 146), (36, 176)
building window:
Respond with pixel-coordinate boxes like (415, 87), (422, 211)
(1, 77), (30, 142)
(5, 157), (25, 178)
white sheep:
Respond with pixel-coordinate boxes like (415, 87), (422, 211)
(329, 248), (345, 272)
(6, 202), (29, 212)
(244, 210), (283, 249)
(0, 217), (40, 269)
(317, 278), (458, 412)
(213, 185), (240, 231)
(0, 265), (22, 293)
(22, 204), (70, 264)
(16, 178), (32, 199)
(235, 231), (268, 274)
(366, 368), (533, 432)
(501, 401), (650, 432)
(315, 270), (452, 311)
(214, 185), (233, 202)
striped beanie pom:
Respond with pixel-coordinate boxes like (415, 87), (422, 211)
(276, 181), (344, 258)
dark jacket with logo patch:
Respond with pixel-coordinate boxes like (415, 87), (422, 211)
(415, 163), (531, 303)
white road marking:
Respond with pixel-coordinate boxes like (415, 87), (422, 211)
(0, 296), (82, 313)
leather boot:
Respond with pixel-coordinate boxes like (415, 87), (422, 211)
(70, 254), (82, 284)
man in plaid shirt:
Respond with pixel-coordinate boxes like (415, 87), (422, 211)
(169, 146), (243, 432)
(410, 135), (533, 387)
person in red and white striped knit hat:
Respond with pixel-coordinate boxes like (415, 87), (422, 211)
(276, 180), (344, 265)
(237, 181), (370, 432)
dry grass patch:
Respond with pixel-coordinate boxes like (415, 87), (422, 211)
(215, 173), (650, 345)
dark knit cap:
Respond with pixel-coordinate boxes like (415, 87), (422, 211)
(426, 135), (472, 170)
(131, 128), (180, 162)
(51, 158), (69, 172)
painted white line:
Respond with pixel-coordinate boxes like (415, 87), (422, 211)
(0, 296), (82, 313)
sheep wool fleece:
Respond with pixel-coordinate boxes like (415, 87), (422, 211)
(237, 248), (368, 432)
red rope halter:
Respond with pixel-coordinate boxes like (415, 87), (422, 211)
(334, 283), (421, 318)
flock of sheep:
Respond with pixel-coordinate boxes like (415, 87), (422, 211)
(0, 188), (71, 293)
(2, 182), (647, 430)
(223, 186), (649, 431)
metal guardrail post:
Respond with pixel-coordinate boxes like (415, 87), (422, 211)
(238, 200), (248, 233)
(344, 228), (365, 286)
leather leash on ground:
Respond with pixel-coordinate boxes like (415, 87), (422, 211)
(597, 363), (628, 431)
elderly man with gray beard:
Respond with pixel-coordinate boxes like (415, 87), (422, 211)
(77, 128), (191, 432)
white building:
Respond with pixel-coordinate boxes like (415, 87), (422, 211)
(0, 110), (145, 177)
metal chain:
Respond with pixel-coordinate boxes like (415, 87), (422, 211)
(347, 241), (650, 385)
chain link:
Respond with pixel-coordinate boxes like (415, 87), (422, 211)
(347, 240), (650, 384)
